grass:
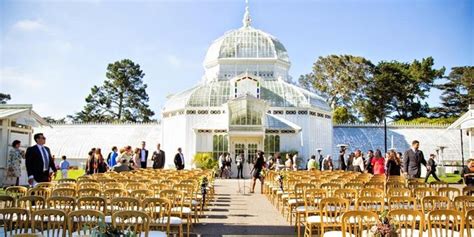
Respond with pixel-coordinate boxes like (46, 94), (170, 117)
(54, 169), (85, 180)
(427, 173), (462, 184)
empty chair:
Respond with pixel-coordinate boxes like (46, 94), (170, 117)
(68, 210), (105, 236)
(426, 210), (464, 237)
(453, 196), (474, 214)
(388, 197), (416, 211)
(356, 197), (384, 214)
(111, 210), (151, 237)
(340, 210), (380, 237)
(47, 197), (76, 214)
(18, 196), (45, 212)
(27, 187), (51, 199)
(142, 197), (175, 237)
(387, 188), (412, 198)
(359, 188), (384, 198)
(76, 196), (107, 213)
(51, 188), (76, 197)
(0, 195), (15, 208)
(466, 209), (474, 237)
(77, 188), (101, 197)
(388, 209), (424, 237)
(0, 208), (30, 236)
(421, 196), (450, 217)
(31, 209), (68, 237)
(5, 186), (28, 200)
(438, 187), (460, 201)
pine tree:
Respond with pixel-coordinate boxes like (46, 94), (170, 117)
(71, 59), (155, 122)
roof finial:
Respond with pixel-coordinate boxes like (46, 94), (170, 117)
(242, 0), (251, 28)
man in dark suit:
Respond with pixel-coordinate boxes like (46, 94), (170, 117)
(151, 143), (166, 169)
(174, 147), (185, 170)
(25, 133), (57, 186)
(139, 141), (149, 169)
(403, 140), (427, 178)
(425, 154), (441, 182)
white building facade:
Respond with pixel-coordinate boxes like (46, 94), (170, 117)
(160, 7), (333, 169)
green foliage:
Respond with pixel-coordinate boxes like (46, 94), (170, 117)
(193, 152), (218, 170)
(0, 93), (11, 104)
(393, 116), (458, 125)
(43, 116), (66, 123)
(333, 106), (356, 124)
(299, 55), (374, 120)
(71, 59), (155, 122)
(432, 66), (474, 118)
(300, 55), (445, 123)
(363, 57), (444, 122)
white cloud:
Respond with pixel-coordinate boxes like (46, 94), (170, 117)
(166, 55), (182, 68)
(0, 67), (43, 89)
(12, 19), (47, 32)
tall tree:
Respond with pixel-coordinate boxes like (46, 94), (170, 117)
(362, 57), (444, 122)
(43, 116), (66, 123)
(431, 66), (474, 117)
(298, 55), (374, 123)
(71, 59), (155, 122)
(0, 93), (11, 104)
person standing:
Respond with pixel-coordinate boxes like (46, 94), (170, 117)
(25, 133), (57, 186)
(174, 147), (185, 170)
(322, 155), (333, 171)
(352, 150), (365, 173)
(235, 153), (244, 179)
(7, 140), (25, 186)
(284, 153), (293, 171)
(403, 140), (427, 179)
(425, 154), (441, 182)
(151, 143), (166, 169)
(347, 152), (355, 171)
(132, 148), (141, 170)
(85, 148), (96, 175)
(250, 151), (266, 194)
(139, 141), (149, 169)
(307, 155), (318, 171)
(371, 149), (386, 175)
(365, 150), (374, 174)
(386, 150), (401, 176)
(317, 149), (324, 171)
(107, 146), (118, 168)
(59, 156), (70, 179)
(339, 147), (347, 171)
(225, 152), (232, 176)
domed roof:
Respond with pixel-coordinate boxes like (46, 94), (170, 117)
(203, 6), (289, 68)
(204, 27), (290, 67)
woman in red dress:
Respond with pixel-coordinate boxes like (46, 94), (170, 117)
(371, 149), (385, 175)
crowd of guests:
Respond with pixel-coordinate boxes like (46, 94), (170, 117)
(4, 133), (474, 188)
(84, 142), (176, 174)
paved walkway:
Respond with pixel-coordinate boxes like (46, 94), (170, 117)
(192, 179), (294, 237)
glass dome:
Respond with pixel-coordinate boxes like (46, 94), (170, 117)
(204, 27), (290, 67)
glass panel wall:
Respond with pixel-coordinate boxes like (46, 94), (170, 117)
(213, 134), (229, 159)
(264, 135), (280, 155)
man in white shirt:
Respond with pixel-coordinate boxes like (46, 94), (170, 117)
(139, 141), (149, 169)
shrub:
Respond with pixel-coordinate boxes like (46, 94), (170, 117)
(193, 152), (218, 170)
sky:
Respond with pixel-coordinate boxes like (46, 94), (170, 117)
(1, 0), (472, 120)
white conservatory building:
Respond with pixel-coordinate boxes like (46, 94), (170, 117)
(160, 7), (333, 168)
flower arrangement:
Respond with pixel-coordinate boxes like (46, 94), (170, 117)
(274, 171), (286, 192)
(84, 221), (137, 237)
(369, 210), (398, 237)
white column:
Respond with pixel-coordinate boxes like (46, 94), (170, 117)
(470, 128), (474, 158)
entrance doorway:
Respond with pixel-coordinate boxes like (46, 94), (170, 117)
(231, 138), (262, 178)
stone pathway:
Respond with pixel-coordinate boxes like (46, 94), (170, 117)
(192, 179), (294, 237)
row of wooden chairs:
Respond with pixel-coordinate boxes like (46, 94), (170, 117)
(303, 208), (474, 237)
(0, 207), (170, 237)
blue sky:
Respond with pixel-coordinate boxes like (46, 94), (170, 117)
(1, 0), (472, 119)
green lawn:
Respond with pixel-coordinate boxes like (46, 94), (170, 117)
(427, 173), (462, 184)
(54, 169), (85, 180)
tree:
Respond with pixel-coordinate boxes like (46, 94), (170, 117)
(298, 55), (374, 123)
(362, 57), (444, 122)
(0, 93), (11, 104)
(71, 59), (155, 122)
(431, 66), (474, 117)
(43, 116), (66, 123)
